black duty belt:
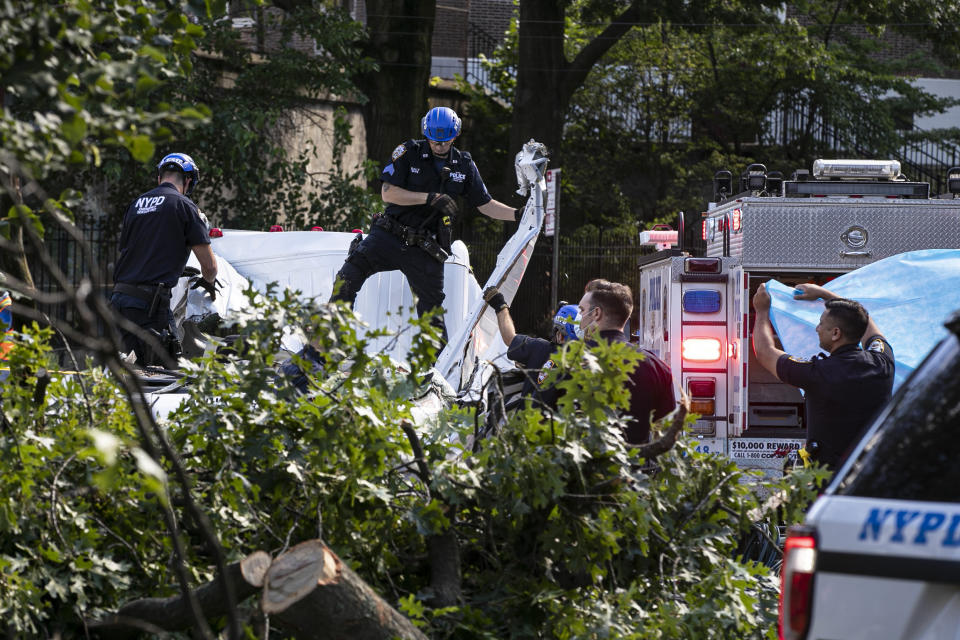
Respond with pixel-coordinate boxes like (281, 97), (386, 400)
(373, 215), (449, 263)
(113, 282), (172, 317)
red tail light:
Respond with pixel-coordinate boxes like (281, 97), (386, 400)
(779, 526), (817, 640)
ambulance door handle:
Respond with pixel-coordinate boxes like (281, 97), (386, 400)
(840, 250), (871, 257)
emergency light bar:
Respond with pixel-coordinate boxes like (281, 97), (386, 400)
(638, 228), (678, 250)
(811, 159), (900, 180)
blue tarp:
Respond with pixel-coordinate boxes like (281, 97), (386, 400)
(766, 249), (960, 391)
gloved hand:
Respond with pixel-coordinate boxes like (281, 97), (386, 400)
(514, 207), (522, 222)
(426, 192), (458, 219)
(483, 286), (508, 313)
(181, 266), (201, 278)
(190, 276), (221, 302)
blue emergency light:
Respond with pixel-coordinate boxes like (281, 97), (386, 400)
(682, 290), (722, 313)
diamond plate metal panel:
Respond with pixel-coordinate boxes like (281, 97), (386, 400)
(705, 198), (960, 270)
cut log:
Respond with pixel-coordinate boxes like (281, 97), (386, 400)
(264, 539), (428, 640)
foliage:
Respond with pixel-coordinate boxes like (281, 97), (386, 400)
(0, 0), (207, 183)
(467, 0), (960, 234)
(0, 292), (826, 637)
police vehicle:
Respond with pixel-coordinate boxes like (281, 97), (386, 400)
(779, 310), (960, 640)
(636, 159), (960, 475)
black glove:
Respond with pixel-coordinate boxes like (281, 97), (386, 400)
(348, 231), (363, 256)
(426, 192), (458, 219)
(514, 207), (522, 222)
(483, 286), (508, 313)
(181, 266), (201, 278)
(190, 276), (221, 302)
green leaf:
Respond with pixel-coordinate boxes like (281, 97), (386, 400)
(123, 135), (155, 162)
(60, 114), (87, 145)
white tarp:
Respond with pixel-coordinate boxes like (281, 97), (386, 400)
(767, 249), (960, 390)
(175, 231), (479, 365)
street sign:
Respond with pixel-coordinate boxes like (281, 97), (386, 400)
(545, 168), (560, 237)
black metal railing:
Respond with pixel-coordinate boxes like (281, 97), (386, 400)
(466, 228), (644, 335)
(465, 23), (510, 95)
(763, 100), (960, 192)
(29, 217), (118, 333)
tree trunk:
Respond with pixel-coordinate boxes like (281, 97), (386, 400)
(358, 1), (436, 181)
(510, 1), (642, 166)
(88, 542), (427, 640)
(510, 0), (567, 162)
(263, 539), (428, 640)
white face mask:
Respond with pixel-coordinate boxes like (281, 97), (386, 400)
(574, 307), (597, 340)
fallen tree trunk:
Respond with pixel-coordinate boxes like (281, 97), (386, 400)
(88, 541), (426, 640)
(263, 539), (427, 640)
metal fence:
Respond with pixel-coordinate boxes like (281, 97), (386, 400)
(30, 217), (118, 332)
(465, 229), (649, 336)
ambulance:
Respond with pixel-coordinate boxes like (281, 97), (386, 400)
(636, 159), (960, 475)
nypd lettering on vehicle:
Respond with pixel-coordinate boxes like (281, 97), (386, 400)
(135, 196), (165, 214)
(813, 496), (960, 558)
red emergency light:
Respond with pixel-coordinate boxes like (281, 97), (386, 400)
(731, 208), (742, 232)
(682, 337), (722, 362)
(209, 227), (223, 238)
(311, 226), (324, 231)
(269, 225), (284, 232)
(351, 229), (363, 234)
(684, 258), (721, 273)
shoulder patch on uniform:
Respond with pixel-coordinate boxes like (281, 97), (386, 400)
(787, 355), (810, 363)
(391, 144), (406, 161)
(460, 150), (472, 161)
(866, 339), (885, 353)
(537, 359), (557, 385)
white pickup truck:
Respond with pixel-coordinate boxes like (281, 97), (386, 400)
(778, 311), (960, 640)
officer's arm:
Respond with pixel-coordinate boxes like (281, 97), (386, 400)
(381, 182), (431, 206)
(496, 306), (517, 346)
(190, 243), (218, 283)
(478, 199), (518, 221)
(796, 283), (883, 345)
(752, 285), (785, 380)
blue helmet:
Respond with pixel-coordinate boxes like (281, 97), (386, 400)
(157, 152), (200, 196)
(421, 107), (461, 142)
(553, 304), (579, 342)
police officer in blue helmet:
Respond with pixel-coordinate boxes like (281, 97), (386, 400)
(110, 152), (218, 366)
(330, 106), (520, 345)
(552, 303), (579, 345)
(483, 288), (579, 407)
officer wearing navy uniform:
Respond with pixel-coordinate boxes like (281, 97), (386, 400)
(331, 107), (519, 342)
(752, 283), (895, 470)
(484, 290), (578, 407)
(110, 152), (218, 365)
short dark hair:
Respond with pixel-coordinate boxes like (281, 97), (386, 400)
(824, 298), (869, 341)
(585, 279), (633, 327)
(159, 168), (185, 186)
